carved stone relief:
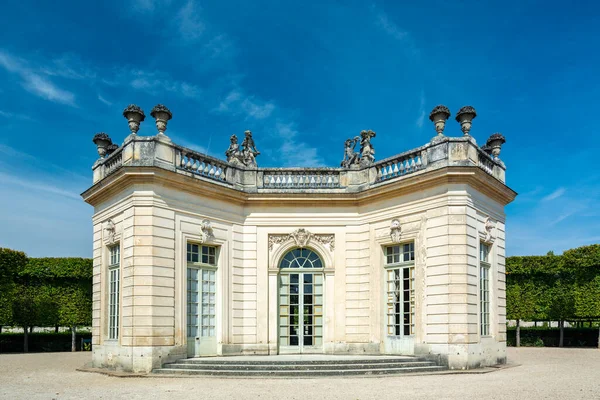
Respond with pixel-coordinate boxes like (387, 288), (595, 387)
(390, 218), (402, 243)
(481, 216), (496, 244)
(199, 219), (215, 243)
(268, 228), (335, 252)
(103, 218), (120, 245)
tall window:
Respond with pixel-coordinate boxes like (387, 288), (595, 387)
(480, 242), (491, 336)
(385, 242), (415, 336)
(108, 244), (120, 340)
(187, 244), (217, 338)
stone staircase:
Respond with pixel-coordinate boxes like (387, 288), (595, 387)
(153, 355), (446, 377)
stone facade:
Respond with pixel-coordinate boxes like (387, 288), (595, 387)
(82, 105), (516, 372)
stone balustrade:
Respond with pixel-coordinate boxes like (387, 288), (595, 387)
(375, 148), (426, 182)
(104, 147), (123, 176)
(92, 135), (507, 191)
(176, 147), (229, 184)
(262, 169), (342, 189)
(477, 148), (496, 176)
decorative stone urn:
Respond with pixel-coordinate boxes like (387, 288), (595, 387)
(106, 143), (119, 156)
(122, 104), (146, 135)
(429, 105), (451, 137)
(92, 133), (112, 159)
(150, 104), (172, 135)
(486, 133), (506, 161)
(455, 106), (477, 136)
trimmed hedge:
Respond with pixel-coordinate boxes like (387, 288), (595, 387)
(507, 327), (599, 347)
(0, 332), (92, 353)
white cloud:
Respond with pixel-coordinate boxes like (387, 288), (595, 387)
(542, 187), (565, 201)
(415, 90), (425, 128)
(0, 171), (80, 200)
(0, 51), (76, 107)
(275, 122), (324, 167)
(214, 89), (275, 120)
(216, 90), (242, 112)
(241, 98), (275, 120)
(98, 94), (112, 106)
(376, 12), (408, 41)
(131, 0), (172, 12)
(372, 7), (420, 59)
(20, 72), (76, 106)
(127, 69), (202, 98)
(0, 110), (32, 120)
(175, 0), (205, 42)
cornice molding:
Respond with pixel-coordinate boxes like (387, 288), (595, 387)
(82, 165), (517, 208)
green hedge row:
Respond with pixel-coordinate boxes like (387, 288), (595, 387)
(0, 332), (92, 353)
(507, 245), (600, 325)
(507, 327), (599, 347)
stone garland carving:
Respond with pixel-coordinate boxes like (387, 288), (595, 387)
(390, 218), (402, 243)
(340, 130), (376, 168)
(103, 218), (120, 245)
(481, 216), (496, 244)
(225, 130), (260, 167)
(268, 228), (335, 252)
(199, 219), (215, 243)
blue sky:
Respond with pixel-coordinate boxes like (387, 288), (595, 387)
(0, 0), (599, 257)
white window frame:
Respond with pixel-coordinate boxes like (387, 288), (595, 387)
(186, 243), (218, 338)
(108, 244), (120, 340)
(480, 242), (491, 337)
(384, 242), (416, 337)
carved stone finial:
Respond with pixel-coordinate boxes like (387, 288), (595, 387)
(123, 104), (145, 135)
(199, 219), (214, 243)
(455, 106), (477, 136)
(486, 133), (506, 161)
(150, 104), (172, 135)
(390, 218), (402, 243)
(429, 105), (451, 137)
(93, 133), (112, 159)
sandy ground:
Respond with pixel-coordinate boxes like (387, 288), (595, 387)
(0, 347), (599, 400)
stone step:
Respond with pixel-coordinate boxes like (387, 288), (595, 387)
(174, 357), (425, 366)
(162, 361), (437, 371)
(153, 365), (446, 377)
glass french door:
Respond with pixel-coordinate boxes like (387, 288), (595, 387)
(187, 267), (216, 356)
(279, 272), (323, 353)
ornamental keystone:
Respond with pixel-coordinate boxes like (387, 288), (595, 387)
(122, 104), (146, 135)
(150, 104), (172, 135)
(455, 106), (477, 136)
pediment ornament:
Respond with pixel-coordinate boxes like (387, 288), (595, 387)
(269, 229), (335, 252)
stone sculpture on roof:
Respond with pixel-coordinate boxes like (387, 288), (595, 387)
(341, 130), (376, 168)
(225, 130), (261, 167)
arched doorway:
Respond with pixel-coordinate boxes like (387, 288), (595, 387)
(278, 248), (324, 354)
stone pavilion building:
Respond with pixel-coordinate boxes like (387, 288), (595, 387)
(82, 104), (516, 372)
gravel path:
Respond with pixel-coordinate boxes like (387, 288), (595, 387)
(0, 347), (598, 399)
